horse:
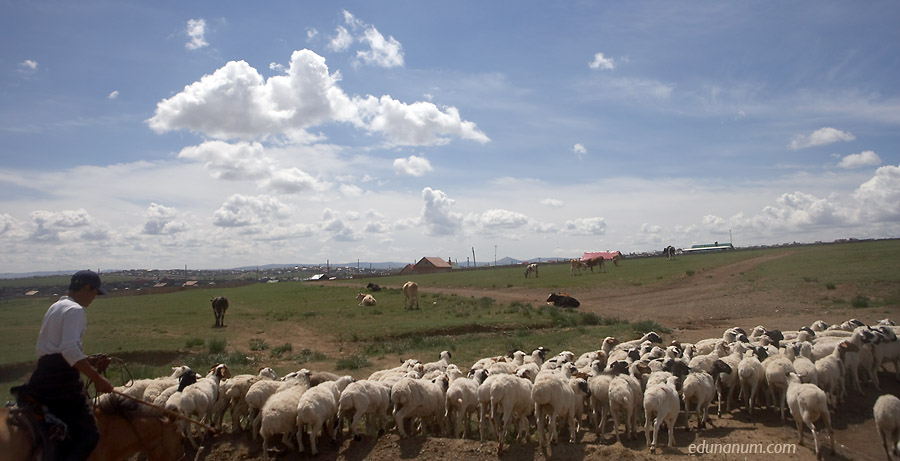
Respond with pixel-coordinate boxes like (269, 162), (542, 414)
(524, 263), (539, 278)
(0, 393), (185, 461)
(584, 257), (606, 273)
(210, 296), (229, 327)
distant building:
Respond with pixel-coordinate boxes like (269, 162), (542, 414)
(24, 290), (39, 296)
(401, 257), (454, 275)
(182, 280), (199, 287)
(682, 242), (734, 253)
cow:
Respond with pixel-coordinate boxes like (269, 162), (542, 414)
(663, 246), (676, 260)
(524, 263), (539, 278)
(546, 293), (580, 308)
(402, 281), (419, 309)
(366, 282), (382, 292)
(211, 296), (229, 327)
(356, 293), (377, 306)
(612, 253), (622, 266)
(584, 257), (605, 273)
(570, 259), (585, 276)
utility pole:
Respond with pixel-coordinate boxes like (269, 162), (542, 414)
(494, 245), (497, 266)
(472, 247), (477, 267)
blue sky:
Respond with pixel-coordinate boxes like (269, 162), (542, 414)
(1, 1), (898, 273)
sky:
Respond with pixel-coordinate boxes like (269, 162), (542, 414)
(1, 1), (899, 273)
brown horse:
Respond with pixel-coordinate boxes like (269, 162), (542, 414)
(0, 393), (185, 461)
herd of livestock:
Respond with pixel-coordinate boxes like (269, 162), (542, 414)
(111, 316), (900, 460)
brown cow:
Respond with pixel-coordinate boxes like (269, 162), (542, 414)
(585, 257), (605, 273)
(570, 259), (585, 276)
(402, 281), (419, 309)
(211, 296), (228, 327)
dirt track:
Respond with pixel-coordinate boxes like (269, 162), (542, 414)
(192, 253), (899, 461)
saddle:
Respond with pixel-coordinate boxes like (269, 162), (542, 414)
(7, 385), (68, 461)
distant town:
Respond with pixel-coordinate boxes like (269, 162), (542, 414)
(0, 237), (881, 301)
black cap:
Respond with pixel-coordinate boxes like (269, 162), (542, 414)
(69, 270), (108, 295)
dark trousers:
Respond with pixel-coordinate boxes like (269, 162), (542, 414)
(27, 354), (100, 461)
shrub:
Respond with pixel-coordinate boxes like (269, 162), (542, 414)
(630, 320), (671, 334)
(851, 294), (870, 308)
(270, 343), (293, 358)
(292, 348), (327, 363)
(206, 337), (227, 354)
(336, 354), (371, 370)
(249, 338), (269, 351)
(185, 337), (204, 348)
(685, 270), (695, 277)
(825, 282), (836, 290)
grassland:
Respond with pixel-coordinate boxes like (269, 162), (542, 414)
(1, 240), (898, 400)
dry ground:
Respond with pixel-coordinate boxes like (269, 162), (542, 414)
(189, 253), (899, 461)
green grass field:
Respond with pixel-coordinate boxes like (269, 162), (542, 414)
(1, 240), (898, 398)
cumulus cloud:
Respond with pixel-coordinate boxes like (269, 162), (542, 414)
(19, 59), (38, 74)
(573, 143), (587, 159)
(142, 203), (189, 235)
(394, 155), (433, 176)
(640, 223), (662, 234)
(322, 216), (361, 241)
(262, 167), (322, 194)
(838, 150), (881, 169)
(540, 198), (564, 207)
(589, 52), (615, 70)
(564, 217), (607, 235)
(356, 26), (404, 68)
(28, 209), (94, 243)
(0, 214), (18, 235)
(178, 141), (273, 181)
(340, 183), (363, 197)
(269, 62), (286, 73)
(475, 209), (529, 229)
(108, 90), (119, 99)
(357, 95), (489, 146)
(789, 127), (855, 150)
(185, 18), (208, 50)
(421, 187), (462, 236)
(853, 165), (900, 222)
(148, 49), (486, 147)
(213, 194), (289, 227)
(328, 26), (353, 52)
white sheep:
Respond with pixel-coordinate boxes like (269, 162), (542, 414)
(763, 355), (795, 422)
(444, 367), (480, 438)
(607, 372), (636, 444)
(130, 365), (193, 402)
(164, 363), (231, 448)
(487, 350), (526, 375)
(475, 370), (499, 441)
(489, 372), (534, 452)
(213, 367), (277, 431)
(532, 370), (587, 452)
(587, 360), (629, 439)
(814, 342), (852, 407)
(295, 375), (354, 455)
(785, 342), (818, 386)
(259, 374), (318, 458)
(786, 372), (834, 458)
(716, 341), (746, 416)
(338, 379), (392, 440)
(247, 369), (310, 441)
(874, 393), (900, 461)
(391, 374), (449, 438)
(422, 350), (452, 375)
(643, 375), (680, 451)
(738, 346), (768, 417)
(682, 360), (731, 431)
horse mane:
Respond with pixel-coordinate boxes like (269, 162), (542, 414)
(93, 393), (164, 419)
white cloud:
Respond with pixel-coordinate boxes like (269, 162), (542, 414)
(853, 165), (900, 222)
(268, 62), (286, 73)
(540, 198), (564, 208)
(328, 26), (353, 52)
(475, 209), (529, 229)
(573, 143), (587, 159)
(356, 26), (404, 68)
(421, 187), (462, 236)
(564, 217), (607, 236)
(322, 216), (361, 241)
(19, 59), (38, 72)
(789, 127), (855, 150)
(262, 167), (322, 194)
(213, 194), (289, 227)
(147, 49), (485, 147)
(589, 52), (615, 70)
(342, 9), (364, 30)
(108, 90), (119, 99)
(640, 223), (662, 234)
(142, 203), (189, 235)
(340, 183), (363, 197)
(0, 213), (16, 235)
(838, 150), (881, 169)
(306, 27), (318, 41)
(394, 155), (433, 176)
(185, 18), (208, 50)
(178, 141), (273, 181)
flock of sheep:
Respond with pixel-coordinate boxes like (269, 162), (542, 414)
(110, 315), (900, 460)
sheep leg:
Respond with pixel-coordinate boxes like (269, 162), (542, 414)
(643, 411), (652, 448)
(666, 414), (677, 447)
(612, 408), (622, 444)
(280, 431), (295, 451)
(310, 420), (323, 456)
(806, 421), (820, 459)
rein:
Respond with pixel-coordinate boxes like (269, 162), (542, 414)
(107, 390), (215, 432)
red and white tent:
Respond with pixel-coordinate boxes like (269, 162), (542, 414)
(581, 251), (621, 261)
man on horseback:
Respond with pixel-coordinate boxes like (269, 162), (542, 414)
(22, 270), (114, 460)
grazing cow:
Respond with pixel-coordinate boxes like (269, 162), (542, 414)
(402, 281), (419, 309)
(356, 293), (377, 306)
(584, 257), (605, 273)
(211, 296), (229, 327)
(366, 282), (382, 292)
(663, 246), (675, 260)
(547, 293), (580, 308)
(570, 259), (585, 276)
(612, 253), (622, 267)
(525, 263), (539, 278)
